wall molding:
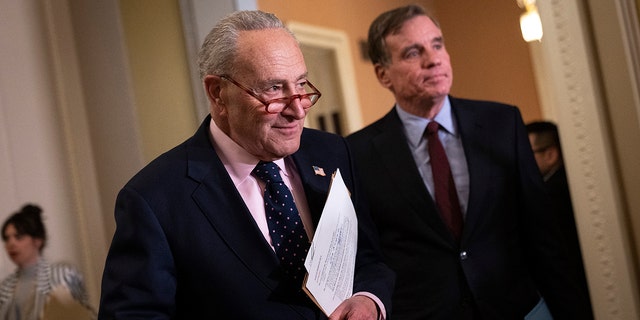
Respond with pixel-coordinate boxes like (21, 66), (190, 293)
(288, 21), (363, 133)
(535, 0), (640, 318)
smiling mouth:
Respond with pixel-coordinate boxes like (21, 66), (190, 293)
(273, 125), (301, 134)
(273, 120), (302, 129)
(425, 73), (447, 82)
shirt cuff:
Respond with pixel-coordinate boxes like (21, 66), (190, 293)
(353, 291), (386, 320)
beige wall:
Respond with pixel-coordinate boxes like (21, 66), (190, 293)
(258, 0), (541, 126)
(120, 0), (198, 162)
(120, 0), (542, 152)
(2, 0), (638, 316)
(434, 0), (541, 122)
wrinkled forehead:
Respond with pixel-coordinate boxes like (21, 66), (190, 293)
(234, 29), (307, 81)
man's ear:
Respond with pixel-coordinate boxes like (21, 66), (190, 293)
(374, 63), (392, 89)
(203, 75), (223, 106)
(546, 146), (560, 165)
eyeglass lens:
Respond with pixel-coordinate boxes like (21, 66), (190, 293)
(266, 84), (320, 113)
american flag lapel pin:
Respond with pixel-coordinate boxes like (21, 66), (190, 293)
(312, 165), (326, 176)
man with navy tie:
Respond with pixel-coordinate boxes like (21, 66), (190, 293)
(99, 10), (393, 319)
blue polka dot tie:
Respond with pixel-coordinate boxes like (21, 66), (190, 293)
(253, 161), (310, 284)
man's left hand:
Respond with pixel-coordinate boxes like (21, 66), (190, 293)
(328, 295), (379, 320)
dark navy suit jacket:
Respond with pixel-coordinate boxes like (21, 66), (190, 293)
(347, 97), (592, 320)
(99, 116), (394, 319)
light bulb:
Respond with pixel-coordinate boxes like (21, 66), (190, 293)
(520, 9), (543, 42)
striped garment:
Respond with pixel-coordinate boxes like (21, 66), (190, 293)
(0, 258), (96, 320)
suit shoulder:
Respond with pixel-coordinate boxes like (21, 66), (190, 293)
(347, 109), (397, 144)
(347, 119), (381, 140)
(120, 138), (193, 194)
(300, 128), (348, 153)
(125, 118), (214, 188)
(451, 97), (523, 124)
(451, 96), (517, 110)
(302, 127), (341, 140)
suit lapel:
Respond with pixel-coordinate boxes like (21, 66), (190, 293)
(373, 110), (456, 244)
(451, 98), (495, 241)
(186, 118), (280, 290)
(290, 144), (334, 228)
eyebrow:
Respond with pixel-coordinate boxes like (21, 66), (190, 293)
(259, 73), (310, 86)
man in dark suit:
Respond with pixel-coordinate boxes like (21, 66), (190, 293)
(527, 120), (592, 310)
(98, 10), (393, 319)
(347, 5), (592, 320)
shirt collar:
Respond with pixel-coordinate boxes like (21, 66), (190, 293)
(396, 96), (456, 147)
(208, 119), (288, 185)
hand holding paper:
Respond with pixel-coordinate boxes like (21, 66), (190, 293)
(303, 169), (358, 316)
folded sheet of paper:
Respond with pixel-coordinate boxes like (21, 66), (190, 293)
(303, 169), (358, 316)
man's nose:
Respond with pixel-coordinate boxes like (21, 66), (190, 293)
(422, 51), (440, 68)
(283, 97), (306, 119)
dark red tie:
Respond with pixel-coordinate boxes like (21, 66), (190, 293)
(426, 121), (463, 240)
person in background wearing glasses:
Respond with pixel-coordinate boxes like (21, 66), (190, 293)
(346, 4), (593, 320)
(98, 9), (394, 320)
(527, 120), (592, 312)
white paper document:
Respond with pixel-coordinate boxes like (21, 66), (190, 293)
(303, 169), (358, 316)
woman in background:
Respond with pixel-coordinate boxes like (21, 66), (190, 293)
(0, 204), (95, 320)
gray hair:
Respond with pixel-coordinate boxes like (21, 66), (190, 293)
(197, 10), (293, 78)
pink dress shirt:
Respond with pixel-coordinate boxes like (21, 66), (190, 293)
(208, 120), (385, 319)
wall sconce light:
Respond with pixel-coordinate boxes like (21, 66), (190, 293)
(518, 0), (543, 42)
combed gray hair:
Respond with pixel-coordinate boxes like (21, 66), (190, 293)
(197, 10), (293, 79)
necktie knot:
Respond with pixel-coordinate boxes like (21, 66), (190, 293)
(426, 121), (440, 135)
(253, 161), (283, 183)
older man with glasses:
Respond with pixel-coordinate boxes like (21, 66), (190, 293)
(98, 10), (394, 320)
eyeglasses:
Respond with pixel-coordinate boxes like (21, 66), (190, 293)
(219, 75), (322, 114)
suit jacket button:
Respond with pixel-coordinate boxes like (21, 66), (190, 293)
(460, 251), (468, 260)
